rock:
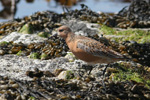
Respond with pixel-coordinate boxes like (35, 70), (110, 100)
(65, 52), (76, 62)
(0, 55), (70, 80)
(57, 70), (74, 79)
(0, 32), (47, 45)
(144, 93), (150, 99)
(57, 71), (68, 79)
(0, 94), (7, 100)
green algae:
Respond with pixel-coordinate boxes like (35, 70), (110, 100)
(101, 25), (116, 35)
(16, 50), (22, 56)
(0, 41), (9, 46)
(101, 25), (150, 43)
(40, 53), (48, 60)
(29, 52), (40, 59)
(38, 32), (50, 38)
(65, 70), (74, 79)
(19, 23), (34, 34)
(110, 63), (150, 88)
(29, 96), (36, 100)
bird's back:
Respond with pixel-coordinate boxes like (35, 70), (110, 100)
(71, 35), (125, 63)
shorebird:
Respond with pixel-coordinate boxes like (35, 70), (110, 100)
(57, 25), (126, 75)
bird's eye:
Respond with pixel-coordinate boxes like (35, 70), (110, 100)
(59, 29), (64, 32)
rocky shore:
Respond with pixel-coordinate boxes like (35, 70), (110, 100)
(0, 0), (150, 100)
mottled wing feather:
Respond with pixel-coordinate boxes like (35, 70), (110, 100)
(77, 39), (124, 58)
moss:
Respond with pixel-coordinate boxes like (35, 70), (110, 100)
(38, 32), (50, 38)
(65, 70), (74, 79)
(19, 23), (33, 34)
(29, 96), (36, 100)
(101, 25), (150, 43)
(110, 63), (150, 88)
(101, 25), (116, 35)
(113, 70), (144, 83)
(29, 52), (40, 59)
(0, 41), (9, 46)
(40, 53), (48, 60)
(146, 80), (150, 88)
(16, 50), (22, 56)
(65, 52), (76, 62)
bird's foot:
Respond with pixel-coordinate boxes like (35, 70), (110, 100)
(101, 75), (107, 94)
(82, 64), (94, 75)
(102, 64), (109, 76)
(101, 64), (110, 93)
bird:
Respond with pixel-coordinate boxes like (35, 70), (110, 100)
(57, 25), (126, 76)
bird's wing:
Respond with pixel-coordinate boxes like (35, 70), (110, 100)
(77, 38), (124, 58)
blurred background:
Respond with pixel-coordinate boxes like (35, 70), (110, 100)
(0, 0), (130, 22)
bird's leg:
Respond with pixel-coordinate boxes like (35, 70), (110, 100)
(88, 65), (94, 75)
(82, 64), (94, 75)
(103, 64), (109, 76)
(78, 62), (84, 77)
(101, 64), (109, 93)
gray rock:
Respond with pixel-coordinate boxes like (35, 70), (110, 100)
(0, 32), (47, 45)
(0, 55), (68, 80)
(0, 54), (106, 81)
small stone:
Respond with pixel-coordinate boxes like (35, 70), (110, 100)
(133, 94), (139, 98)
(0, 50), (5, 55)
(65, 52), (76, 62)
(11, 83), (19, 88)
(144, 93), (150, 99)
(40, 53), (48, 60)
(0, 85), (9, 90)
(54, 68), (64, 76)
(57, 70), (74, 79)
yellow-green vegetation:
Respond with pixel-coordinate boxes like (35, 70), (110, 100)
(0, 41), (9, 46)
(101, 25), (116, 35)
(16, 50), (22, 56)
(29, 52), (40, 59)
(19, 23), (33, 34)
(29, 96), (36, 100)
(65, 70), (74, 79)
(40, 53), (48, 60)
(101, 25), (150, 43)
(110, 62), (150, 88)
(38, 32), (50, 38)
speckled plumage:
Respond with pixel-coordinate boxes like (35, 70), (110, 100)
(57, 26), (125, 64)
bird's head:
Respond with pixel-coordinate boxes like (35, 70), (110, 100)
(57, 26), (72, 39)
